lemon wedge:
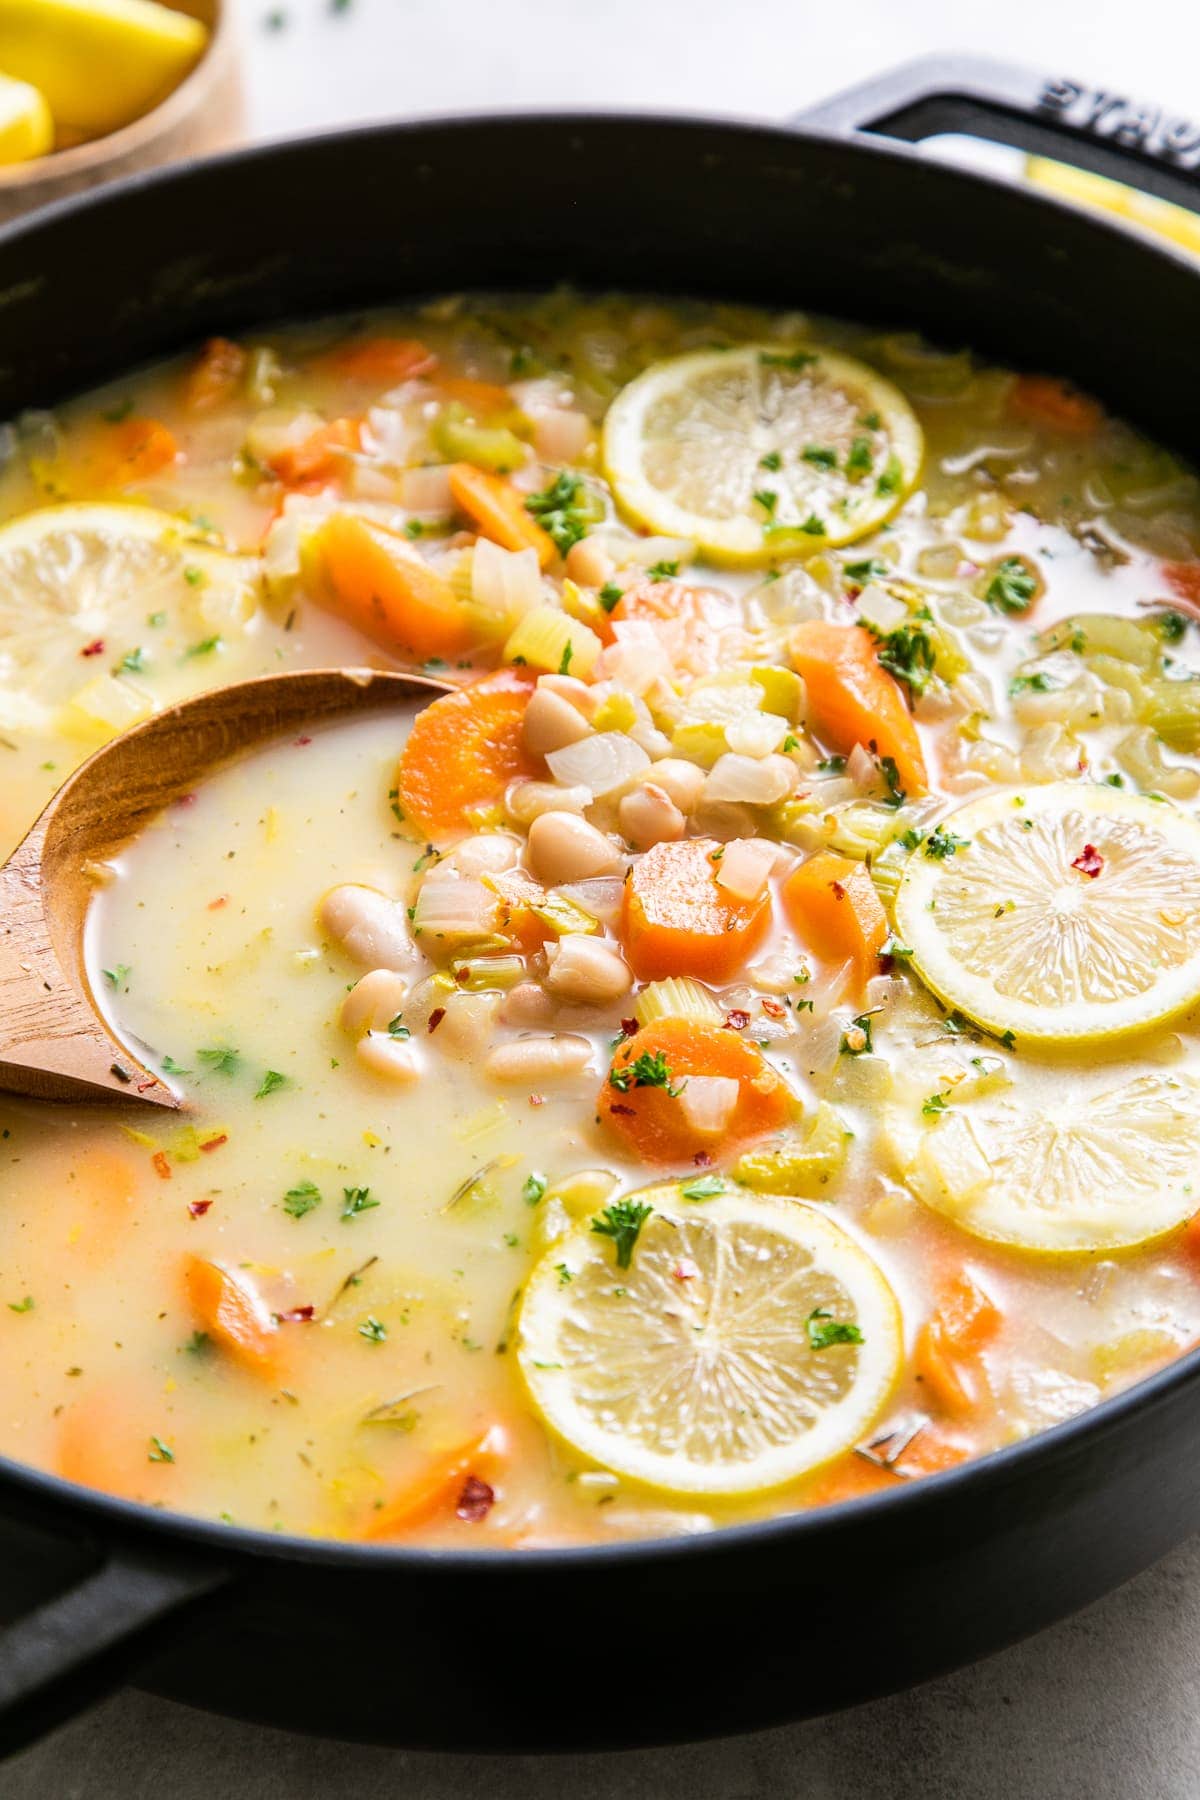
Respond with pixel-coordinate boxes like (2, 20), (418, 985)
(1027, 156), (1200, 262)
(517, 1184), (902, 1496)
(0, 503), (259, 733)
(0, 0), (207, 137)
(895, 783), (1200, 1047)
(602, 345), (922, 565)
(889, 1071), (1200, 1253)
(0, 71), (51, 163)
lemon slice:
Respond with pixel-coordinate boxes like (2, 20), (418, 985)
(0, 0), (208, 138)
(0, 503), (260, 732)
(602, 345), (923, 565)
(895, 783), (1200, 1046)
(0, 72), (52, 164)
(890, 1071), (1200, 1253)
(517, 1184), (902, 1496)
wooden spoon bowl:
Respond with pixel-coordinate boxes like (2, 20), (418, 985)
(0, 667), (450, 1108)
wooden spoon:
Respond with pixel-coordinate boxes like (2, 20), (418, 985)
(0, 667), (450, 1109)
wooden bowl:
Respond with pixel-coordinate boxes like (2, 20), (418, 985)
(0, 0), (242, 224)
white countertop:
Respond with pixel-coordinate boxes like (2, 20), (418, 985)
(8, 1), (1200, 1792)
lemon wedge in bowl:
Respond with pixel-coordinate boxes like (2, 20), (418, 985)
(0, 71), (52, 164)
(888, 1071), (1200, 1254)
(0, 0), (207, 138)
(602, 345), (922, 565)
(517, 1184), (902, 1497)
(895, 783), (1200, 1048)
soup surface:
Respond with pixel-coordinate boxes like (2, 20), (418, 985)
(3, 293), (1200, 1545)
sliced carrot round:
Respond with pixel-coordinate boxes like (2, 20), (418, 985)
(57, 1380), (179, 1503)
(319, 511), (474, 660)
(395, 669), (538, 841)
(781, 850), (887, 1000)
(183, 1254), (279, 1377)
(598, 1016), (794, 1166)
(789, 620), (928, 796)
(622, 837), (771, 983)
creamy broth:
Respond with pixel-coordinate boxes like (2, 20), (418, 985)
(2, 293), (1200, 1544)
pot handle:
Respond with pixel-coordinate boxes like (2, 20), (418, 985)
(793, 55), (1200, 216)
(0, 1536), (231, 1757)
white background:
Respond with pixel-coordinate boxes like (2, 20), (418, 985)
(8, 2), (1200, 1795)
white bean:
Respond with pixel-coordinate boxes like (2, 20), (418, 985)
(565, 537), (617, 589)
(500, 981), (558, 1027)
(544, 934), (633, 1004)
(440, 833), (522, 878)
(523, 686), (594, 757)
(505, 779), (592, 826)
(356, 1032), (423, 1084)
(484, 1034), (593, 1083)
(320, 884), (416, 971)
(340, 969), (409, 1037)
(618, 783), (685, 849)
(538, 673), (598, 720)
(638, 758), (706, 813)
(526, 811), (626, 884)
(433, 992), (500, 1059)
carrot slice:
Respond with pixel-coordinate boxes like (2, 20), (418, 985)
(808, 1425), (970, 1505)
(183, 1254), (278, 1376)
(1163, 562), (1200, 616)
(57, 1383), (177, 1503)
(621, 837), (771, 983)
(789, 620), (928, 796)
(1009, 374), (1103, 436)
(598, 1016), (793, 1166)
(319, 512), (474, 660)
(394, 668), (537, 840)
(447, 462), (556, 568)
(914, 1272), (1001, 1417)
(99, 417), (178, 485)
(934, 1270), (1001, 1352)
(183, 336), (247, 410)
(438, 375), (513, 414)
(268, 416), (361, 487)
(362, 1429), (500, 1540)
(781, 851), (887, 1000)
(327, 337), (438, 383)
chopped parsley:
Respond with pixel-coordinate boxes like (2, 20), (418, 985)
(183, 635), (222, 659)
(845, 435), (874, 477)
(102, 963), (132, 989)
(801, 445), (837, 469)
(806, 1308), (864, 1351)
(798, 512), (825, 536)
(161, 1054), (190, 1076)
(753, 489), (778, 518)
(524, 470), (592, 555)
(1009, 672), (1054, 695)
(197, 1044), (241, 1076)
(1154, 610), (1188, 643)
(646, 559), (680, 581)
(923, 823), (970, 859)
(875, 622), (936, 700)
(386, 1014), (410, 1040)
(341, 1185), (379, 1220)
(7, 1296), (33, 1314)
(282, 1179), (322, 1219)
(985, 557), (1038, 613)
(523, 1173), (547, 1207)
(609, 1050), (684, 1096)
(114, 647), (146, 675)
(841, 1014), (874, 1056)
(844, 556), (888, 584)
(591, 1198), (654, 1269)
(558, 641), (574, 676)
(148, 1436), (175, 1464)
(922, 1092), (949, 1116)
(680, 1173), (725, 1201)
(759, 450), (782, 472)
(184, 1330), (210, 1355)
(358, 1315), (387, 1344)
(875, 453), (904, 496)
(255, 1069), (288, 1098)
(555, 1263), (573, 1286)
(598, 581), (623, 613)
(877, 754), (906, 809)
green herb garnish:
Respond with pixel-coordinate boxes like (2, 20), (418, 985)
(806, 1308), (864, 1351)
(283, 1180), (322, 1219)
(591, 1198), (654, 1269)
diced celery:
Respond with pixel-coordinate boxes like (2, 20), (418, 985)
(633, 976), (724, 1028)
(828, 804), (902, 861)
(869, 840), (909, 909)
(559, 577), (607, 636)
(1143, 677), (1200, 751)
(450, 954), (527, 991)
(530, 892), (600, 937)
(504, 605), (601, 678)
(58, 674), (154, 741)
(432, 402), (526, 473)
(1091, 1328), (1178, 1387)
(670, 720), (731, 768)
(733, 1103), (850, 1197)
(750, 665), (804, 722)
(1040, 613), (1158, 669)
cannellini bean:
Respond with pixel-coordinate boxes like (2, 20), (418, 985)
(544, 934), (633, 1004)
(340, 968), (410, 1037)
(523, 685), (594, 756)
(538, 673), (598, 720)
(565, 536), (617, 589)
(356, 1032), (423, 1084)
(319, 884), (416, 970)
(484, 1034), (593, 1082)
(638, 758), (706, 814)
(618, 782), (685, 849)
(440, 833), (522, 878)
(505, 779), (592, 826)
(434, 992), (500, 1059)
(501, 981), (558, 1027)
(526, 811), (626, 884)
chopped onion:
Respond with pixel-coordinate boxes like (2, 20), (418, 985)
(856, 583), (908, 634)
(724, 712), (790, 758)
(472, 537), (541, 624)
(715, 838), (778, 902)
(678, 1076), (739, 1137)
(413, 875), (497, 940)
(703, 753), (795, 806)
(547, 730), (650, 797)
(533, 409), (592, 463)
(396, 463), (454, 514)
(556, 877), (625, 926)
(846, 742), (881, 789)
(596, 621), (672, 693)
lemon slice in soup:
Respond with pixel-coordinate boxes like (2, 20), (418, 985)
(0, 503), (259, 732)
(602, 345), (922, 565)
(517, 1186), (902, 1497)
(895, 783), (1200, 1047)
(888, 1072), (1200, 1253)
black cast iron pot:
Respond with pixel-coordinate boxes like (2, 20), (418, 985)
(2, 55), (1200, 1760)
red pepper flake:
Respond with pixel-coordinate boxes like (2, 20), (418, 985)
(830, 879), (847, 901)
(761, 997), (786, 1020)
(455, 966), (470, 985)
(294, 734), (313, 747)
(610, 1102), (636, 1117)
(724, 1009), (751, 1031)
(427, 1007), (446, 1034)
(455, 1475), (495, 1523)
(279, 1305), (315, 1324)
(207, 894), (229, 911)
(135, 1077), (159, 1094)
(673, 1257), (700, 1282)
(188, 1199), (212, 1218)
(199, 1133), (228, 1154)
(151, 1150), (171, 1180)
(528, 1093), (545, 1107)
(174, 792), (197, 809)
(692, 1150), (714, 1167)
(1071, 844), (1104, 879)
(80, 638), (105, 657)
(619, 1017), (639, 1038)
